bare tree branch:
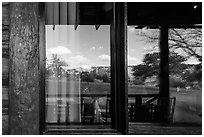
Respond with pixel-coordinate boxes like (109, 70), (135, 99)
(136, 28), (202, 63)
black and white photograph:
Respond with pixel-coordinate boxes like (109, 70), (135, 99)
(2, 2), (202, 135)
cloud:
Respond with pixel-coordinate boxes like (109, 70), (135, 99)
(90, 46), (96, 51)
(90, 46), (103, 51)
(128, 55), (141, 65)
(70, 55), (89, 62)
(128, 26), (136, 33)
(65, 55), (92, 69)
(128, 55), (137, 61)
(98, 54), (110, 61)
(99, 46), (103, 50)
(47, 46), (71, 55)
(129, 49), (136, 52)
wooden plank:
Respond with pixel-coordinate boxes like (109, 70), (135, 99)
(67, 2), (77, 24)
(45, 2), (54, 25)
(2, 2), (9, 6)
(2, 4), (9, 16)
(2, 47), (9, 58)
(2, 74), (9, 87)
(59, 2), (67, 25)
(2, 58), (9, 74)
(2, 24), (9, 30)
(128, 122), (201, 135)
(2, 86), (8, 100)
(44, 125), (118, 135)
(53, 2), (59, 25)
(2, 31), (10, 39)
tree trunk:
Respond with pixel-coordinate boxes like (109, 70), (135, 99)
(9, 3), (40, 134)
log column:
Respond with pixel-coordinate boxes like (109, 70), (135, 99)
(9, 3), (40, 134)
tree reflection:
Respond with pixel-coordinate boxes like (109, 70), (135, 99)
(46, 54), (68, 78)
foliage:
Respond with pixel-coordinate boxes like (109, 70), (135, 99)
(102, 74), (110, 83)
(80, 71), (95, 82)
(133, 28), (202, 89)
(169, 75), (186, 88)
(136, 28), (202, 63)
(133, 77), (144, 85)
(182, 63), (202, 89)
(132, 52), (187, 83)
(46, 54), (68, 78)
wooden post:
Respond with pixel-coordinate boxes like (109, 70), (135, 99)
(111, 2), (128, 134)
(9, 3), (40, 134)
(159, 25), (169, 122)
(39, 2), (46, 134)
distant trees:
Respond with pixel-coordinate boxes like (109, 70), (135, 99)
(46, 54), (68, 78)
(137, 28), (202, 63)
(131, 28), (202, 89)
(46, 55), (111, 83)
(80, 71), (95, 82)
(131, 51), (202, 89)
(80, 70), (110, 83)
(132, 52), (187, 83)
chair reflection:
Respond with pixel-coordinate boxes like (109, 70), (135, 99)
(128, 96), (176, 123)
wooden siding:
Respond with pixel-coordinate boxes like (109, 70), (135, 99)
(2, 3), (9, 107)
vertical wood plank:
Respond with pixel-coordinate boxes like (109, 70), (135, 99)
(60, 2), (68, 25)
(67, 2), (77, 25)
(45, 2), (53, 25)
(53, 2), (59, 25)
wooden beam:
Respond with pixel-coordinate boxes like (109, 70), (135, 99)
(9, 3), (40, 134)
(110, 24), (116, 129)
(39, 2), (46, 134)
(159, 25), (169, 98)
(159, 25), (170, 122)
(112, 2), (128, 134)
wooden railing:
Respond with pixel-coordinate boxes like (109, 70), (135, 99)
(3, 94), (175, 124)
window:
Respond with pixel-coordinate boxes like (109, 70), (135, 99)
(127, 26), (160, 122)
(45, 25), (111, 126)
(168, 28), (202, 125)
(127, 26), (202, 125)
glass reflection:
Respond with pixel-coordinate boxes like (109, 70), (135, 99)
(127, 26), (202, 125)
(45, 25), (111, 125)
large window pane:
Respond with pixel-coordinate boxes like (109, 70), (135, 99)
(127, 26), (160, 122)
(45, 25), (111, 125)
(168, 28), (202, 125)
(127, 26), (202, 125)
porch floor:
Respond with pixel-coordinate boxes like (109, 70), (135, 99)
(128, 122), (202, 135)
(44, 122), (202, 135)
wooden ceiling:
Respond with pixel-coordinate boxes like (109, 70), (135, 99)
(45, 2), (202, 27)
